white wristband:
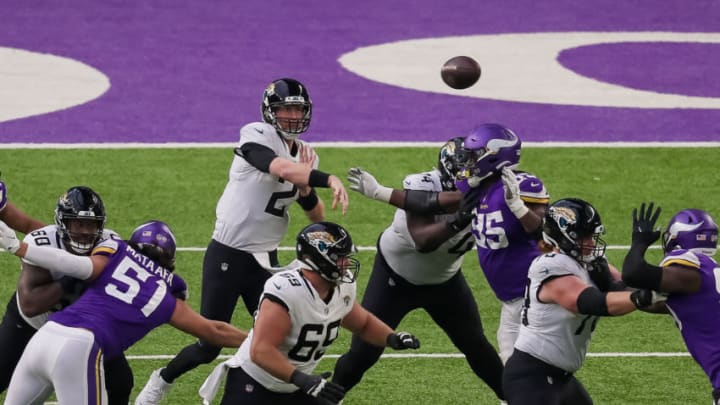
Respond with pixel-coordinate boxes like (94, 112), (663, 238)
(24, 244), (94, 280)
(373, 186), (393, 203)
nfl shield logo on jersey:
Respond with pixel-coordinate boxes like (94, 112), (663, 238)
(245, 383), (254, 393)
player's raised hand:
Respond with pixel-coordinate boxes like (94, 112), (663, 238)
(298, 142), (317, 169)
(347, 167), (392, 203)
(328, 175), (349, 215)
(501, 167), (528, 218)
(632, 202), (662, 247)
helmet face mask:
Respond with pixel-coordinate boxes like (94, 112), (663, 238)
(262, 78), (312, 140)
(437, 137), (464, 191)
(456, 123), (521, 186)
(542, 198), (606, 263)
(296, 222), (360, 284)
(55, 186), (106, 255)
(661, 209), (718, 256)
(129, 220), (177, 271)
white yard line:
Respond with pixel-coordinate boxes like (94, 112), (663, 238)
(177, 245), (659, 252)
(126, 352), (689, 360)
(1, 141), (719, 149)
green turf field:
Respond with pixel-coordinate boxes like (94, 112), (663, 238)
(0, 146), (717, 404)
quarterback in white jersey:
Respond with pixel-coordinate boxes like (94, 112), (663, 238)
(334, 138), (505, 401)
(136, 78), (350, 405)
(214, 121), (319, 252)
(503, 198), (664, 405)
(200, 222), (420, 405)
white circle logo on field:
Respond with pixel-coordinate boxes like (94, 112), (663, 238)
(0, 47), (110, 123)
(339, 32), (720, 109)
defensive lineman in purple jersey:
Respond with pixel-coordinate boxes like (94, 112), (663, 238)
(623, 205), (720, 403)
(662, 251), (720, 388)
(455, 123), (549, 362)
(463, 171), (548, 302)
(0, 220), (248, 405)
(49, 238), (186, 359)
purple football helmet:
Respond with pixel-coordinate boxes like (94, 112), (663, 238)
(129, 220), (177, 270)
(662, 209), (718, 256)
(456, 123), (521, 186)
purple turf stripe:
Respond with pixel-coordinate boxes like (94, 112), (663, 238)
(0, 0), (719, 143)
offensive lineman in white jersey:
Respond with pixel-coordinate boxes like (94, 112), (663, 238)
(503, 198), (666, 405)
(136, 78), (349, 404)
(198, 222), (420, 405)
(0, 186), (135, 404)
(332, 138), (505, 402)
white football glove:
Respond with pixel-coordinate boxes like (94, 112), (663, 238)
(347, 167), (392, 203)
(0, 220), (20, 254)
(501, 167), (529, 218)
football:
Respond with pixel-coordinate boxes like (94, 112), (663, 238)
(441, 56), (481, 89)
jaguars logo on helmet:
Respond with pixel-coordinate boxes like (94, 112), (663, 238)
(438, 137), (464, 191)
(542, 198), (606, 263)
(296, 222), (359, 284)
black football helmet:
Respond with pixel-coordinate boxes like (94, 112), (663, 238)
(296, 222), (359, 284)
(438, 137), (464, 191)
(55, 186), (106, 255)
(542, 198), (606, 263)
(261, 78), (312, 140)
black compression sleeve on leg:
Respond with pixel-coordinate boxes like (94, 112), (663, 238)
(621, 245), (663, 290)
(403, 190), (443, 215)
(576, 287), (610, 316)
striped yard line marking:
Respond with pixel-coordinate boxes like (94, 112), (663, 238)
(126, 352), (689, 360)
(1, 141), (720, 149)
(177, 245), (659, 252)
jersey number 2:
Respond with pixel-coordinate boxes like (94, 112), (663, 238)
(105, 256), (167, 317)
(265, 178), (297, 217)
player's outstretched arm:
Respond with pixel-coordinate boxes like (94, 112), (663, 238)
(347, 167), (460, 214)
(0, 181), (45, 234)
(169, 300), (247, 348)
(340, 302), (420, 350)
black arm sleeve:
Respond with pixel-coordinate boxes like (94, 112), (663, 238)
(297, 188), (319, 211)
(403, 190), (444, 215)
(235, 143), (277, 173)
(576, 287), (610, 316)
(621, 245), (663, 290)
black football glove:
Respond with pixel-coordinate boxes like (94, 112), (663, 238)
(446, 188), (480, 232)
(386, 332), (420, 350)
(290, 370), (345, 404)
(630, 289), (667, 309)
(631, 202), (662, 247)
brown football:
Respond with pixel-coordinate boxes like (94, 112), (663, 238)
(441, 56), (481, 89)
